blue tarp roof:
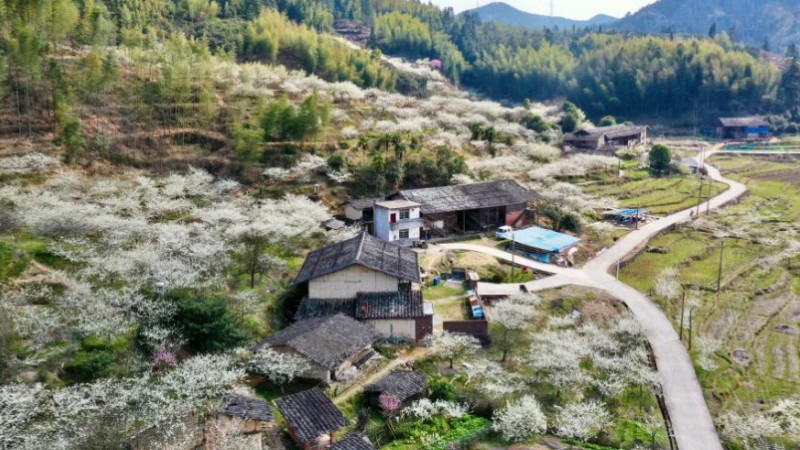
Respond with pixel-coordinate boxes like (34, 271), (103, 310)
(499, 226), (581, 253)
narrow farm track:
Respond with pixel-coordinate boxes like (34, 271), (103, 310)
(441, 147), (745, 450)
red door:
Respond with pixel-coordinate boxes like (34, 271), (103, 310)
(390, 213), (397, 223)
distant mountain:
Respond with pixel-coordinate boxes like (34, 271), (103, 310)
(613, 0), (800, 51)
(464, 2), (616, 30)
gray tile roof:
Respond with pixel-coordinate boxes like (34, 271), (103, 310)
(293, 232), (421, 285)
(295, 298), (356, 320)
(568, 124), (648, 140)
(363, 370), (427, 403)
(265, 314), (374, 370)
(348, 198), (381, 210)
(355, 290), (425, 319)
(322, 218), (346, 230)
(276, 388), (350, 444)
(330, 433), (378, 450)
(221, 395), (274, 422)
(396, 180), (540, 215)
(718, 117), (769, 128)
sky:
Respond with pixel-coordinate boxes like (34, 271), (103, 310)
(428, 0), (659, 20)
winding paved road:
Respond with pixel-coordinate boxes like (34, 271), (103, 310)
(440, 149), (744, 450)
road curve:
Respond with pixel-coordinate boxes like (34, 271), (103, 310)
(440, 149), (745, 450)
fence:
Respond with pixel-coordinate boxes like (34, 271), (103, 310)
(443, 320), (490, 345)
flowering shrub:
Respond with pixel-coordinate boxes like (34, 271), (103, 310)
(402, 398), (468, 421)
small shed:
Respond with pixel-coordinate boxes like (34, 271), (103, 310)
(207, 396), (277, 449)
(363, 370), (428, 407)
(345, 198), (380, 222)
(680, 157), (700, 173)
(601, 208), (650, 226)
(330, 433), (378, 450)
(499, 226), (581, 264)
(277, 388), (350, 450)
(322, 218), (346, 231)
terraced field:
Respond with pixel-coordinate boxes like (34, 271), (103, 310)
(619, 155), (800, 422)
(582, 168), (728, 215)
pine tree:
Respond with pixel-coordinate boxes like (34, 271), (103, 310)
(780, 60), (800, 121)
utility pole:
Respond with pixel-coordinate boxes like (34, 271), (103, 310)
(716, 238), (725, 293)
(511, 232), (516, 281)
(679, 290), (686, 341)
(706, 178), (713, 213)
(688, 307), (696, 350)
(696, 176), (704, 216)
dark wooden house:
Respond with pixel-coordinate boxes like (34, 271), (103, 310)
(563, 125), (649, 152)
(261, 314), (375, 383)
(390, 179), (541, 237)
(277, 388), (350, 450)
(716, 117), (770, 140)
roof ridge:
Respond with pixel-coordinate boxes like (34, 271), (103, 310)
(355, 231), (368, 263)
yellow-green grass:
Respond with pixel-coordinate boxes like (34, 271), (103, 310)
(583, 173), (727, 215)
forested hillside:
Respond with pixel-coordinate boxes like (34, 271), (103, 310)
(613, 0), (800, 52)
(1, 0), (798, 131)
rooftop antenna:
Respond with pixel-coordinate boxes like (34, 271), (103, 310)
(550, 0), (554, 16)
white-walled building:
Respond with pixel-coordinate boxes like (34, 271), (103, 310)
(292, 232), (433, 344)
(373, 200), (425, 245)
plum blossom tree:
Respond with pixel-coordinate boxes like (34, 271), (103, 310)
(0, 354), (244, 449)
(423, 331), (481, 369)
(491, 294), (538, 362)
(461, 358), (524, 396)
(492, 395), (547, 442)
(654, 267), (680, 302)
(554, 401), (612, 441)
(247, 348), (310, 385)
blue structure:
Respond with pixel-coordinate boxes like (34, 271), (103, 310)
(467, 290), (484, 319)
(498, 226), (581, 264)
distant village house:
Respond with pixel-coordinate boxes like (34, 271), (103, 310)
(716, 117), (770, 140)
(344, 180), (540, 245)
(563, 124), (649, 152)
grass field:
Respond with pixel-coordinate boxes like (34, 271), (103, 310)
(581, 168), (728, 216)
(619, 155), (800, 439)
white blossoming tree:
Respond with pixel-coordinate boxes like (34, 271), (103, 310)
(492, 395), (547, 442)
(424, 331), (481, 369)
(491, 294), (538, 362)
(248, 347), (310, 385)
(554, 401), (613, 441)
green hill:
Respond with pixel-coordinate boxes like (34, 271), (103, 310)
(613, 0), (800, 51)
(464, 2), (616, 30)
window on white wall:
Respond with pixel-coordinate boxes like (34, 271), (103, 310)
(399, 210), (410, 220)
(399, 229), (409, 239)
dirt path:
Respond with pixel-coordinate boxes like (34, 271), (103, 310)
(441, 146), (743, 450)
(333, 347), (428, 406)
